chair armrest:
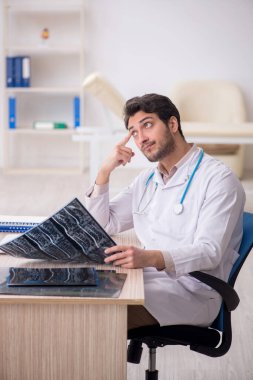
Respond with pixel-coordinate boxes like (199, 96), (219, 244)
(189, 271), (240, 311)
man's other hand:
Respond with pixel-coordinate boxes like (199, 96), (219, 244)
(104, 245), (165, 270)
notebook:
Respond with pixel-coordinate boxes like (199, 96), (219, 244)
(0, 215), (45, 233)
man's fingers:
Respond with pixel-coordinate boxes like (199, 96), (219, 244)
(117, 132), (132, 146)
(119, 145), (135, 155)
(113, 135), (134, 168)
(104, 252), (123, 264)
(118, 145), (133, 154)
(105, 245), (127, 254)
(116, 149), (135, 166)
(104, 249), (130, 265)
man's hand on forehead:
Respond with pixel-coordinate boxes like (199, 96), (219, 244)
(116, 131), (132, 147)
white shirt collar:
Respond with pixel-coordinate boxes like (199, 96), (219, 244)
(158, 144), (198, 184)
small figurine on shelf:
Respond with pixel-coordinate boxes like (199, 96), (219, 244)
(40, 27), (50, 45)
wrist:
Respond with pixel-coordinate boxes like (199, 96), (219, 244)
(95, 168), (111, 185)
(149, 250), (165, 270)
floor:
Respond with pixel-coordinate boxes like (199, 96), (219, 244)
(0, 167), (253, 380)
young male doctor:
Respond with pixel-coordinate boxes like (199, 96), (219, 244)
(85, 93), (245, 330)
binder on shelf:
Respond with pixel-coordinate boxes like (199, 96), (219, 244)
(6, 57), (15, 87)
(14, 56), (23, 87)
(5, 56), (31, 88)
(21, 56), (31, 87)
(74, 96), (80, 127)
(8, 97), (16, 129)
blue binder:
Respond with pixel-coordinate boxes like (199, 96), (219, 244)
(21, 56), (31, 87)
(6, 56), (31, 88)
(14, 56), (23, 87)
(6, 57), (15, 87)
(74, 96), (80, 127)
(8, 97), (16, 129)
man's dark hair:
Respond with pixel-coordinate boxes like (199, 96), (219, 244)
(123, 93), (184, 138)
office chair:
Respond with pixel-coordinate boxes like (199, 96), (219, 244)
(127, 212), (253, 380)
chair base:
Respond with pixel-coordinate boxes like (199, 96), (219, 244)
(127, 340), (143, 364)
(146, 369), (158, 380)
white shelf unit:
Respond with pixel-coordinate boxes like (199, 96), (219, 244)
(1, 0), (85, 173)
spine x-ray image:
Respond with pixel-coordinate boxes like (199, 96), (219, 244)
(0, 198), (116, 264)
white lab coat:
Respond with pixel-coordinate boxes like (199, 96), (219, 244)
(85, 148), (245, 326)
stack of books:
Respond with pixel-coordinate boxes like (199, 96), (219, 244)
(6, 56), (31, 87)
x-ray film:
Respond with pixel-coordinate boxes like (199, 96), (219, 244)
(0, 198), (116, 264)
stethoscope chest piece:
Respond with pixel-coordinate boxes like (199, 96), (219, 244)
(174, 203), (184, 215)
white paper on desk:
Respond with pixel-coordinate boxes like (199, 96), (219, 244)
(0, 234), (20, 245)
(0, 198), (116, 263)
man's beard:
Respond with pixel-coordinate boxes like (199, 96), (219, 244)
(141, 129), (176, 162)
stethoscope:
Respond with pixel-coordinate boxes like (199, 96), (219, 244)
(137, 148), (204, 215)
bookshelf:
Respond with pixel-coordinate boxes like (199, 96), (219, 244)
(1, 0), (85, 173)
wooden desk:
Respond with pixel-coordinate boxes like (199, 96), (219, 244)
(0, 230), (144, 380)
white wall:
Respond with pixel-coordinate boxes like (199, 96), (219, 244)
(84, 0), (253, 170)
(1, 0), (253, 170)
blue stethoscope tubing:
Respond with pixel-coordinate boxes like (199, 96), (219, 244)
(142, 148), (204, 215)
